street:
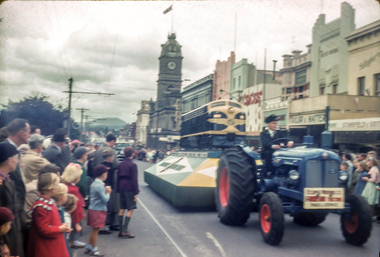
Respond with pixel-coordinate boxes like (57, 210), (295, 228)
(76, 160), (380, 257)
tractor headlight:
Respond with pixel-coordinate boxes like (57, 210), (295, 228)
(213, 113), (222, 118)
(339, 171), (348, 181)
(289, 170), (300, 180)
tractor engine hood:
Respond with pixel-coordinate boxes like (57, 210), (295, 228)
(272, 148), (340, 167)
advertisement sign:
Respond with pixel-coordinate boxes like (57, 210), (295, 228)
(329, 118), (380, 131)
(295, 69), (307, 85)
(304, 188), (344, 209)
(289, 113), (326, 126)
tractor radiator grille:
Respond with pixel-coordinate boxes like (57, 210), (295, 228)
(305, 160), (339, 187)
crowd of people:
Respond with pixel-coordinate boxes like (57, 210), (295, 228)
(133, 148), (169, 163)
(0, 118), (139, 257)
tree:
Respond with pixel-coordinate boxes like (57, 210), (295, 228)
(0, 92), (80, 139)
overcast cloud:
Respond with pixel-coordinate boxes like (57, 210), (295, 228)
(0, 0), (379, 124)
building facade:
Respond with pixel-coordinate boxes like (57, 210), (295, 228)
(310, 2), (355, 97)
(181, 74), (213, 114)
(346, 20), (380, 96)
(213, 51), (235, 100)
(147, 33), (183, 150)
(135, 100), (150, 145)
(280, 47), (312, 101)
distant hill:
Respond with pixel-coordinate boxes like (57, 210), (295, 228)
(90, 118), (127, 130)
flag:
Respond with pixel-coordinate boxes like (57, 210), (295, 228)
(353, 97), (359, 107)
(365, 88), (370, 95)
(163, 5), (172, 14)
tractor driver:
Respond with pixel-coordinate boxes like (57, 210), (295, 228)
(260, 114), (294, 177)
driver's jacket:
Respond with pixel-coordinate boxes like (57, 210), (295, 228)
(260, 129), (287, 161)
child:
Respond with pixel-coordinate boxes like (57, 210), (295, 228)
(63, 194), (79, 234)
(353, 161), (369, 195)
(52, 183), (72, 257)
(340, 162), (349, 191)
(26, 172), (71, 257)
(85, 164), (112, 257)
(0, 207), (15, 257)
(61, 163), (86, 249)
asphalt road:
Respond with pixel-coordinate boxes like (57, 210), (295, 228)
(75, 160), (380, 257)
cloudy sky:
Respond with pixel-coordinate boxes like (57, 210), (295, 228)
(0, 0), (379, 124)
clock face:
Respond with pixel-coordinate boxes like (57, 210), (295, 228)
(168, 61), (176, 70)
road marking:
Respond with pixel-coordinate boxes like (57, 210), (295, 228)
(206, 232), (226, 257)
(138, 198), (188, 257)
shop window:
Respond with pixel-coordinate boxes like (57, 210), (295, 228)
(286, 88), (292, 94)
(299, 86), (304, 93)
(332, 84), (338, 94)
(358, 77), (365, 95)
(375, 73), (380, 96)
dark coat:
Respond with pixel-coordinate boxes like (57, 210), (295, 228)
(0, 178), (24, 257)
(92, 144), (119, 169)
(1, 139), (26, 209)
(260, 129), (287, 172)
(42, 145), (67, 172)
(117, 158), (139, 195)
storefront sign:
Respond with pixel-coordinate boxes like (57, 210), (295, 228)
(290, 113), (326, 126)
(334, 131), (378, 144)
(295, 69), (307, 85)
(329, 118), (380, 131)
(243, 91), (262, 106)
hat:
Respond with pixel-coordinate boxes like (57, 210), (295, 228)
(71, 139), (81, 144)
(0, 143), (18, 163)
(88, 150), (96, 159)
(74, 147), (88, 160)
(52, 132), (66, 142)
(102, 149), (115, 158)
(264, 114), (280, 123)
(93, 164), (109, 178)
(0, 207), (15, 226)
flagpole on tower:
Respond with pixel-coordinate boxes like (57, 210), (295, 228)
(171, 5), (174, 33)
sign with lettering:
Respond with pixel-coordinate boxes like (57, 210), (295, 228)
(359, 52), (380, 70)
(242, 91), (262, 106)
(304, 188), (344, 209)
(321, 48), (338, 58)
(295, 69), (307, 85)
(289, 113), (326, 125)
(329, 118), (380, 131)
(334, 131), (378, 144)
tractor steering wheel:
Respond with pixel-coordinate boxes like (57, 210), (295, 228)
(268, 138), (291, 148)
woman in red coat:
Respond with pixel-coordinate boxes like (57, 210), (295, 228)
(27, 172), (71, 257)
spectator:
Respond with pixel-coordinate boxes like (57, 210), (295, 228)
(43, 132), (70, 172)
(86, 164), (111, 257)
(29, 126), (41, 135)
(62, 194), (78, 237)
(92, 134), (118, 168)
(74, 147), (89, 200)
(0, 207), (15, 257)
(117, 147), (139, 238)
(357, 153), (367, 161)
(26, 172), (71, 257)
(342, 153), (354, 188)
(101, 149), (119, 232)
(22, 134), (50, 183)
(0, 127), (8, 142)
(353, 161), (369, 195)
(361, 156), (380, 219)
(0, 143), (24, 257)
(51, 183), (72, 257)
(61, 163), (86, 249)
(348, 159), (359, 195)
(2, 118), (30, 217)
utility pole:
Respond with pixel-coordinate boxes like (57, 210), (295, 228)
(63, 78), (114, 139)
(76, 108), (89, 142)
(67, 78), (73, 138)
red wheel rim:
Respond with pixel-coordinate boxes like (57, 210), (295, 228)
(345, 211), (359, 234)
(261, 204), (271, 234)
(219, 167), (229, 207)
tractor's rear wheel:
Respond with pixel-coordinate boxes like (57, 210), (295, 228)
(293, 212), (328, 226)
(215, 147), (256, 225)
(259, 192), (284, 246)
(340, 194), (372, 246)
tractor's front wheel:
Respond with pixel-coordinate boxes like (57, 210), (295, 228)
(340, 194), (372, 246)
(215, 147), (256, 226)
(259, 192), (284, 246)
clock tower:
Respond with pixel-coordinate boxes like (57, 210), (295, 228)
(147, 33), (183, 150)
(157, 33), (183, 108)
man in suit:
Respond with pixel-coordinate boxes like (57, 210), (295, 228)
(42, 132), (68, 172)
(260, 114), (293, 177)
(93, 134), (120, 233)
(1, 118), (30, 212)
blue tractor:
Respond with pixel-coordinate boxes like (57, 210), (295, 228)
(215, 137), (372, 246)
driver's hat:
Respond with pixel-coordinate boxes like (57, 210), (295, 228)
(265, 114), (280, 123)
